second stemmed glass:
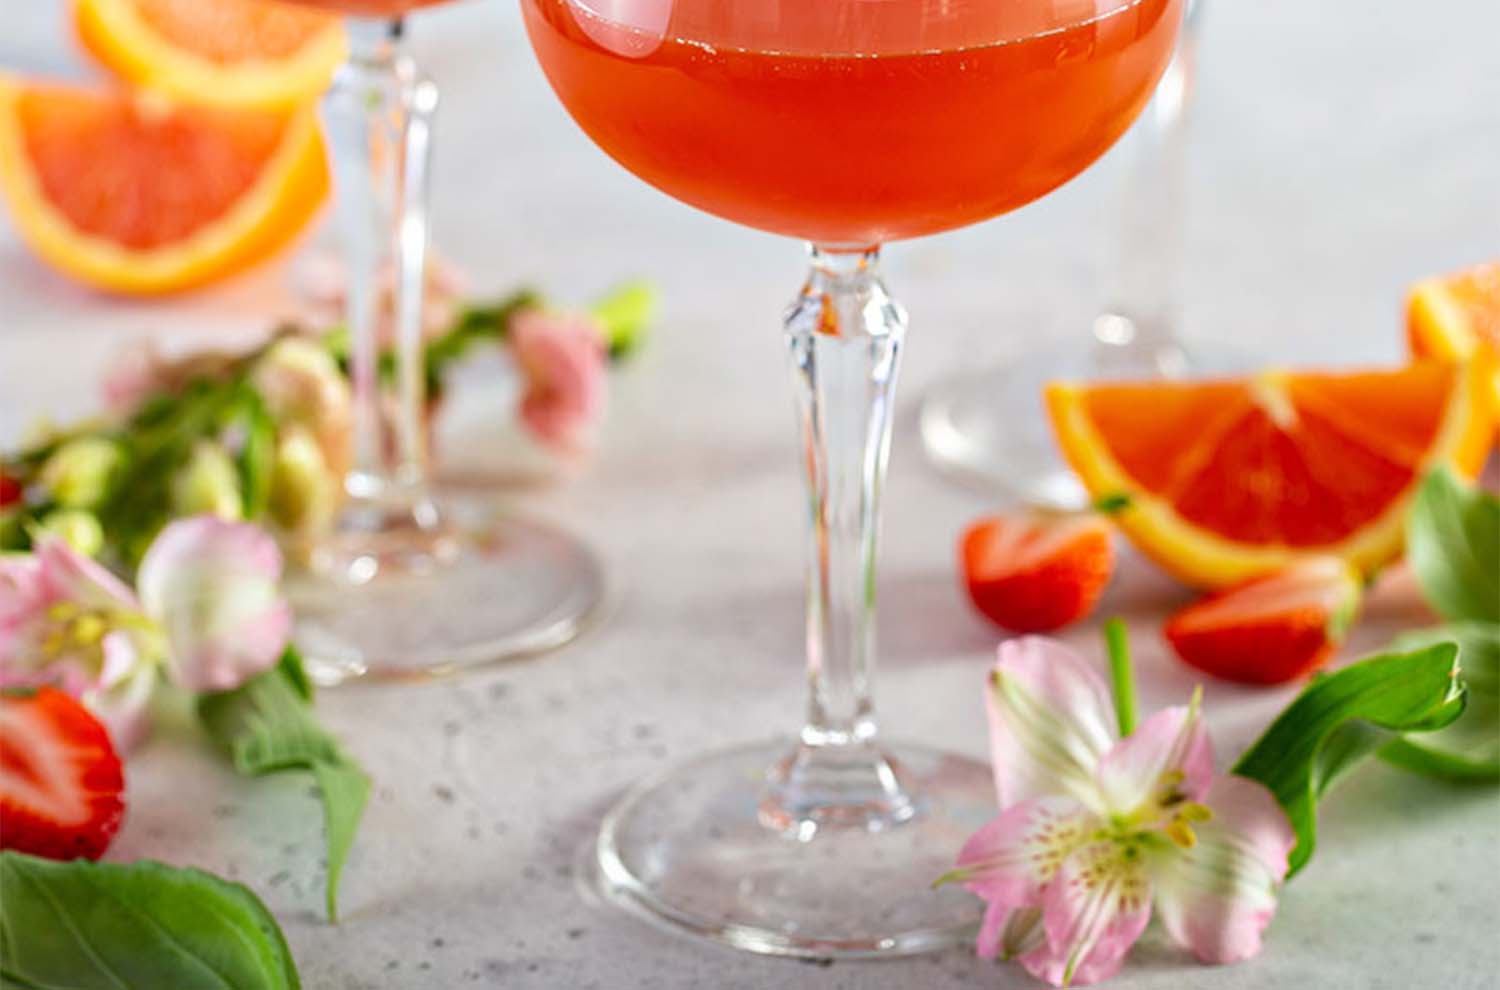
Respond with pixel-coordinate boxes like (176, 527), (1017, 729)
(521, 0), (1183, 957)
(921, 0), (1211, 509)
(274, 1), (604, 681)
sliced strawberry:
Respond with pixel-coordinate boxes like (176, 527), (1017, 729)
(1164, 557), (1362, 685)
(960, 513), (1115, 633)
(0, 471), (20, 509)
(1, 687), (125, 860)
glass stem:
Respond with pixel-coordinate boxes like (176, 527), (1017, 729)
(320, 17), (441, 554)
(761, 246), (916, 835)
(1091, 0), (1203, 378)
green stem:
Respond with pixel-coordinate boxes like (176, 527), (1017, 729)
(1104, 617), (1138, 737)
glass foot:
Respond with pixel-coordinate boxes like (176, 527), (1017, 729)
(289, 498), (604, 683)
(920, 334), (1250, 510)
(594, 739), (994, 958)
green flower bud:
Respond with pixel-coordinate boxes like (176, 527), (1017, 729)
(589, 281), (656, 360)
(173, 442), (243, 521)
(36, 508), (104, 557)
(253, 336), (350, 430)
(40, 437), (122, 509)
(268, 425), (336, 536)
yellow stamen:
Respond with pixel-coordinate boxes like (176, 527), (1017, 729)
(1180, 802), (1213, 823)
(1165, 820), (1198, 849)
(72, 613), (106, 646)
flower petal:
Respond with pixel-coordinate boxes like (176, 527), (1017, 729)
(85, 650), (157, 754)
(35, 537), (140, 612)
(977, 903), (1047, 961)
(952, 795), (1097, 904)
(137, 517), (290, 692)
(987, 637), (1117, 809)
(510, 309), (608, 458)
(1151, 774), (1295, 964)
(1022, 840), (1153, 987)
(1095, 700), (1214, 816)
(0, 555), (46, 655)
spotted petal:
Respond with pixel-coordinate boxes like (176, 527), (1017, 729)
(988, 637), (1117, 809)
(137, 517), (291, 692)
(1095, 699), (1214, 816)
(1151, 774), (1295, 964)
(1022, 839), (1153, 987)
(949, 795), (1097, 906)
(978, 903), (1046, 962)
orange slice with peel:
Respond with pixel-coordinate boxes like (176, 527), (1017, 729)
(74, 0), (345, 110)
(1046, 362), (1493, 588)
(0, 75), (328, 295)
(1407, 261), (1500, 421)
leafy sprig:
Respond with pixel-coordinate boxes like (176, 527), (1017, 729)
(198, 648), (370, 922)
(1376, 467), (1500, 779)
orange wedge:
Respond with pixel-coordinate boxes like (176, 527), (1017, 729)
(0, 75), (327, 295)
(1407, 261), (1500, 421)
(1047, 362), (1493, 588)
(75, 0), (345, 110)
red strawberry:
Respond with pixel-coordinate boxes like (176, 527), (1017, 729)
(1, 687), (125, 860)
(0, 471), (20, 509)
(1165, 557), (1362, 685)
(960, 513), (1115, 633)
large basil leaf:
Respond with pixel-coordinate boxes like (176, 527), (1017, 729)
(1406, 467), (1499, 623)
(198, 648), (369, 922)
(1379, 623), (1500, 780)
(0, 853), (299, 990)
(1232, 643), (1466, 878)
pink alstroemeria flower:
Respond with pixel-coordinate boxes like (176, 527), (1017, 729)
(0, 542), (161, 751)
(509, 308), (608, 458)
(944, 637), (1295, 988)
(0, 518), (292, 749)
(137, 516), (292, 693)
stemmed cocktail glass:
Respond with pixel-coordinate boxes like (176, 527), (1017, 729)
(272, 0), (604, 681)
(521, 0), (1183, 956)
(921, 0), (1213, 508)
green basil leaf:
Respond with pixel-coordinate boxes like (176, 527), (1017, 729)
(1231, 643), (1466, 878)
(199, 649), (369, 922)
(1379, 622), (1500, 780)
(1407, 467), (1500, 623)
(0, 852), (299, 990)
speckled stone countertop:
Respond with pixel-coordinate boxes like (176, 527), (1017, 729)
(3, 1), (1498, 987)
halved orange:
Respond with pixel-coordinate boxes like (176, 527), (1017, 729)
(1047, 361), (1493, 588)
(75, 0), (345, 110)
(0, 75), (328, 295)
(1407, 261), (1500, 419)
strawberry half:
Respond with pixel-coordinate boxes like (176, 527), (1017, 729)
(960, 513), (1115, 633)
(1, 687), (125, 860)
(1164, 557), (1362, 685)
(0, 471), (20, 509)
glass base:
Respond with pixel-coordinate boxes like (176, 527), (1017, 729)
(920, 334), (1251, 510)
(594, 739), (994, 959)
(289, 497), (604, 683)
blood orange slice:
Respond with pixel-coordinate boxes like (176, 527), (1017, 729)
(0, 75), (327, 295)
(1046, 362), (1493, 588)
(75, 0), (345, 110)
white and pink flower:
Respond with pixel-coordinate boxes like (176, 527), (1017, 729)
(0, 517), (293, 750)
(1, 541), (160, 751)
(943, 637), (1295, 987)
(509, 308), (608, 458)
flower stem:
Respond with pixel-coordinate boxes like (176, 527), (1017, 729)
(1104, 617), (1138, 737)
